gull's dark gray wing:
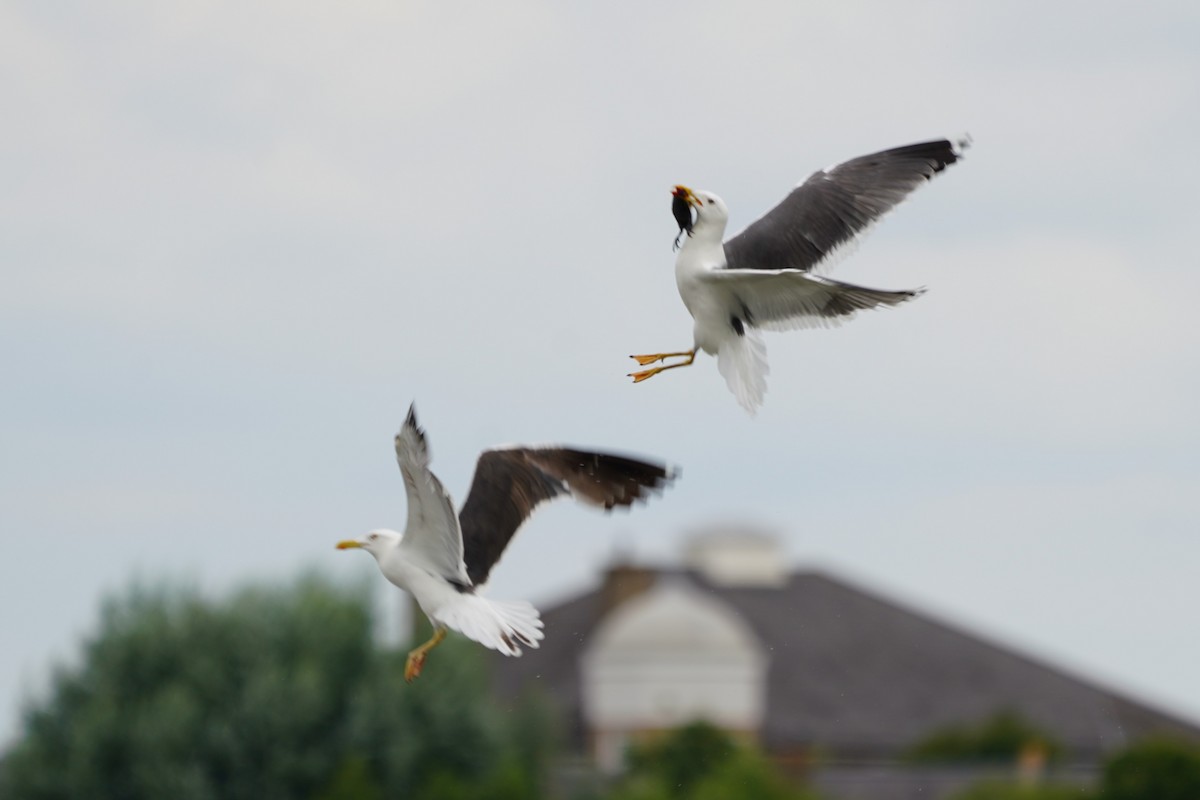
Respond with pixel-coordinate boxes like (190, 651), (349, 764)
(723, 138), (966, 274)
(458, 448), (673, 586)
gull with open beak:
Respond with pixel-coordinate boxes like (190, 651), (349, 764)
(629, 138), (969, 414)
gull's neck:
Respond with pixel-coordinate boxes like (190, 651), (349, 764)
(678, 218), (726, 265)
(691, 214), (727, 244)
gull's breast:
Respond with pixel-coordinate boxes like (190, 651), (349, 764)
(675, 243), (732, 354)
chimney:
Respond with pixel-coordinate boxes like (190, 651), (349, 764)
(684, 527), (788, 587)
(599, 559), (656, 614)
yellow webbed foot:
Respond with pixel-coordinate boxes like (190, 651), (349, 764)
(403, 626), (446, 683)
(627, 350), (695, 383)
(404, 650), (427, 683)
(629, 367), (664, 383)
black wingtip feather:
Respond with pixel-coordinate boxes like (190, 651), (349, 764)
(397, 401), (429, 454)
(877, 138), (965, 176)
(560, 450), (677, 509)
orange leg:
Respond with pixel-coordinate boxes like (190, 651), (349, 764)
(404, 626), (447, 683)
(629, 349), (694, 366)
(628, 350), (695, 383)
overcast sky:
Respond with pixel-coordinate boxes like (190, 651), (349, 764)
(3, 1), (1199, 743)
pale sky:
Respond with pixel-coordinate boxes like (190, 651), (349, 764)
(3, 1), (1199, 743)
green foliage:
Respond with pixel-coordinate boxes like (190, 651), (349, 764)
(625, 721), (737, 796)
(1097, 737), (1200, 800)
(607, 721), (816, 800)
(0, 575), (553, 800)
(907, 710), (1062, 764)
(689, 750), (815, 800)
(948, 737), (1200, 800)
(312, 757), (384, 800)
(950, 779), (1093, 800)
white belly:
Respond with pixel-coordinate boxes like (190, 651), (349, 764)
(675, 244), (731, 355)
(380, 552), (461, 620)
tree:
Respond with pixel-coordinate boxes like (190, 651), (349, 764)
(625, 721), (737, 796)
(0, 576), (552, 800)
(1097, 737), (1200, 800)
(907, 710), (1062, 764)
(606, 721), (817, 800)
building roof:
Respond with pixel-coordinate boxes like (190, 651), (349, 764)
(490, 567), (1200, 759)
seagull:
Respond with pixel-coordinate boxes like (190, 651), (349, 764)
(630, 137), (969, 413)
(337, 404), (674, 682)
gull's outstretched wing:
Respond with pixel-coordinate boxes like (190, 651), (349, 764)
(458, 448), (673, 586)
(723, 138), (966, 274)
(701, 269), (923, 331)
(394, 405), (470, 585)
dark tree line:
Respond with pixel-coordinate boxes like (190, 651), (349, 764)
(0, 576), (552, 800)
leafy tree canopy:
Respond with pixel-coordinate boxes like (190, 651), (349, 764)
(907, 710), (1063, 764)
(607, 721), (817, 800)
(1097, 737), (1200, 800)
(0, 576), (552, 800)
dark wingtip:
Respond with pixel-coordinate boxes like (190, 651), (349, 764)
(398, 401), (428, 449)
(595, 452), (679, 509)
(925, 139), (966, 173)
(888, 137), (970, 175)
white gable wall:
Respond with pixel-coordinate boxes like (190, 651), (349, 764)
(581, 579), (769, 771)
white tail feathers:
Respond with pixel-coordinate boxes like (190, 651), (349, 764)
(434, 594), (545, 657)
(717, 330), (769, 414)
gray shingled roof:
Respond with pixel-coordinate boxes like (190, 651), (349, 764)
(490, 568), (1200, 760)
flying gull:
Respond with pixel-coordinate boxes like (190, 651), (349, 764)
(631, 137), (969, 413)
(337, 404), (674, 682)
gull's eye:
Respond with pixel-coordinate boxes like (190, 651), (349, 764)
(368, 534), (378, 541)
(707, 199), (714, 205)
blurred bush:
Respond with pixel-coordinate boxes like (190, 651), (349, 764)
(0, 575), (553, 800)
(948, 736), (1200, 800)
(1096, 737), (1200, 800)
(604, 721), (818, 800)
(906, 710), (1062, 764)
